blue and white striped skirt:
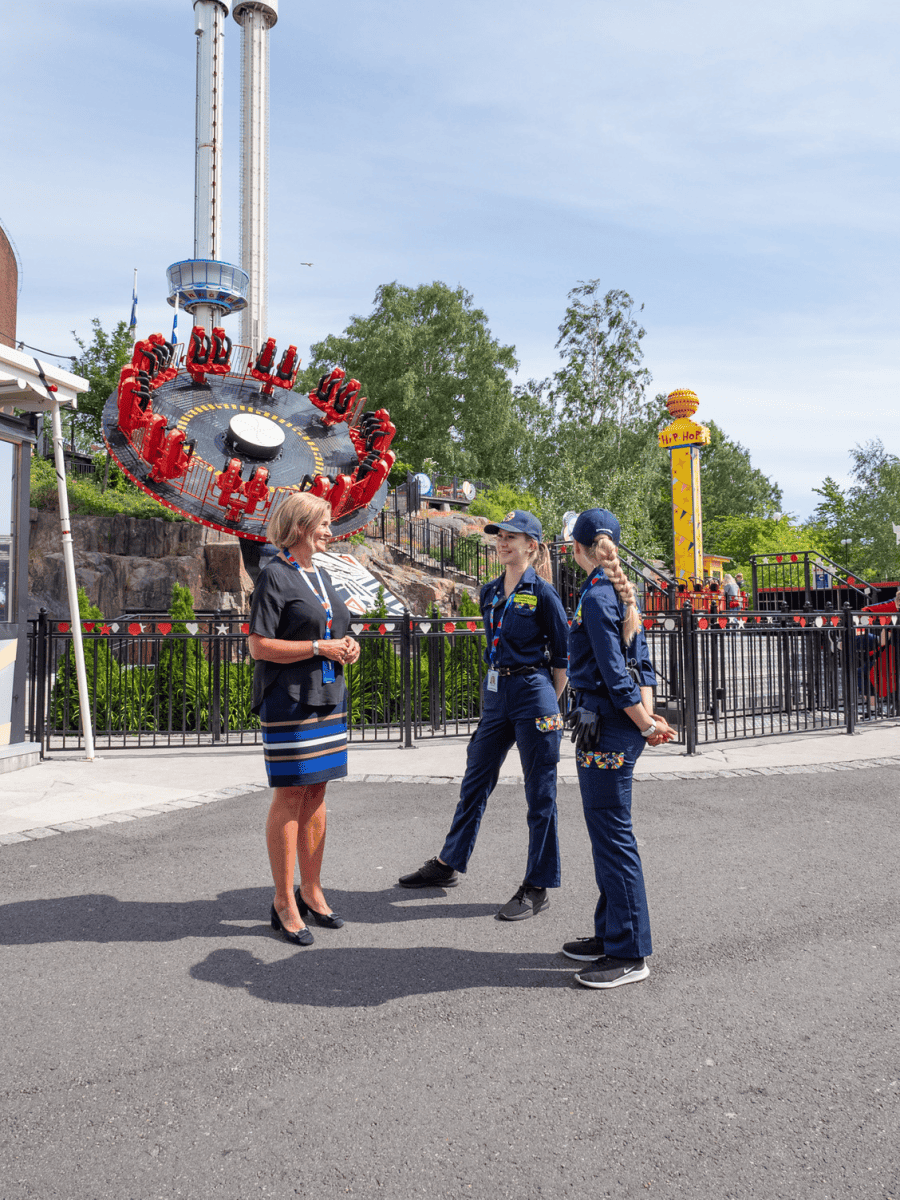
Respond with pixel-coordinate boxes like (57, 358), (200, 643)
(260, 687), (348, 787)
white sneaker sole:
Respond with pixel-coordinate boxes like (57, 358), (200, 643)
(562, 947), (604, 962)
(574, 963), (650, 989)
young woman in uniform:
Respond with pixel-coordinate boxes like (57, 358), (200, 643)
(398, 510), (570, 920)
(563, 508), (675, 988)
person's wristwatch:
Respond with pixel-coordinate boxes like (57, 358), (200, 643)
(311, 640), (319, 657)
(640, 721), (657, 738)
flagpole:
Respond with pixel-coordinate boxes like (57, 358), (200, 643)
(129, 268), (138, 342)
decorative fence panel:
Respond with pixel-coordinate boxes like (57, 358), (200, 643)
(25, 605), (898, 755)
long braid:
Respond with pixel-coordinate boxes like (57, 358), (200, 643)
(594, 535), (641, 646)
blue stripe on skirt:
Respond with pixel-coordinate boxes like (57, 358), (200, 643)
(260, 690), (348, 787)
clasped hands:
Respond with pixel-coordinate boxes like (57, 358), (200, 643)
(320, 635), (360, 666)
(565, 707), (677, 751)
(645, 716), (676, 747)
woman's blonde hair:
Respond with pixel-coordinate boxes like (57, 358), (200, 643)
(267, 491), (331, 552)
(577, 535), (641, 646)
(530, 541), (552, 583)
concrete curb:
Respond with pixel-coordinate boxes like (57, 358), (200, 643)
(2, 757), (898, 847)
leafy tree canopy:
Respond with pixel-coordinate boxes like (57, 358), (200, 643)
(296, 282), (522, 482)
(551, 281), (652, 439)
(70, 318), (133, 447)
(805, 440), (900, 580)
(703, 515), (832, 580)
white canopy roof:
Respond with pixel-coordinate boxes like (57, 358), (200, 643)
(0, 342), (88, 413)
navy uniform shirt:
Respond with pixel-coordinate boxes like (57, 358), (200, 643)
(480, 567), (569, 671)
(567, 565), (656, 709)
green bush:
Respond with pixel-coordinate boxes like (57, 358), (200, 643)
(50, 583), (259, 735)
(30, 452), (184, 521)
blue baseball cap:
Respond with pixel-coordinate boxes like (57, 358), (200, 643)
(571, 508), (621, 547)
(484, 509), (543, 541)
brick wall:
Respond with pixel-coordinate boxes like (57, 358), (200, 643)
(0, 224), (18, 348)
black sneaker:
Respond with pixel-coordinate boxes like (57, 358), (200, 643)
(398, 857), (459, 888)
(497, 884), (549, 921)
(562, 936), (605, 961)
(574, 955), (649, 989)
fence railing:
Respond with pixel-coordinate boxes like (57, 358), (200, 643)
(362, 511), (502, 584)
(25, 603), (898, 755)
(749, 550), (875, 610)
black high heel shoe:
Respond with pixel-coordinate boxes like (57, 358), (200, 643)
(295, 887), (345, 929)
(270, 904), (314, 946)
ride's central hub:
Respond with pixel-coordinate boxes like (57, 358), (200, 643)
(227, 411), (286, 459)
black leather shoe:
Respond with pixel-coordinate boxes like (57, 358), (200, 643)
(398, 857), (459, 888)
(270, 904), (314, 946)
(295, 888), (345, 929)
(497, 884), (549, 921)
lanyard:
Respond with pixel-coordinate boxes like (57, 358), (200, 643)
(487, 587), (520, 667)
(572, 570), (604, 629)
(284, 554), (333, 639)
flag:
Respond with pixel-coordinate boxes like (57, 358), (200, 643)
(129, 269), (138, 340)
(171, 293), (179, 345)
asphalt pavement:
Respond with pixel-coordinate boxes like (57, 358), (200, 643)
(1, 755), (899, 1199)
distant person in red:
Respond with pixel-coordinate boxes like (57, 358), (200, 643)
(862, 586), (900, 615)
(860, 587), (899, 713)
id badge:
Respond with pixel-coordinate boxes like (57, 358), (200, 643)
(321, 658), (336, 684)
(486, 669), (499, 692)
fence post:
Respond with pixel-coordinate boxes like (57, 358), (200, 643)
(842, 602), (856, 734)
(210, 611), (222, 742)
(680, 602), (698, 754)
(400, 608), (414, 748)
(803, 555), (812, 608)
(35, 608), (49, 756)
(440, 528), (445, 578)
(751, 559), (759, 610)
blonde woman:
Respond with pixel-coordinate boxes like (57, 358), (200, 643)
(248, 493), (360, 947)
(563, 508), (675, 989)
(399, 510), (570, 921)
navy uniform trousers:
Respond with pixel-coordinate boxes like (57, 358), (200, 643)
(439, 670), (562, 888)
(576, 709), (652, 959)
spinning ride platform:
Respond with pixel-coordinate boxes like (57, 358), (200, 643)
(101, 334), (394, 541)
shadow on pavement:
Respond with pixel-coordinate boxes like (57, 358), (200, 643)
(0, 886), (498, 945)
(189, 945), (578, 1007)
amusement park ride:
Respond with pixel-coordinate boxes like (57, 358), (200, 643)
(101, 0), (395, 542)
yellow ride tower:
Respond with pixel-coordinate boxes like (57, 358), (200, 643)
(658, 389), (711, 587)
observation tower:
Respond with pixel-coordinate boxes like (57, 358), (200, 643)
(166, 0), (249, 332)
(101, 0), (396, 542)
(234, 0), (278, 357)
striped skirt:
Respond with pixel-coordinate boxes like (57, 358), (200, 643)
(260, 688), (348, 787)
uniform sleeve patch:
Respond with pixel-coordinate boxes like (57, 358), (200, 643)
(535, 713), (563, 733)
(577, 750), (625, 770)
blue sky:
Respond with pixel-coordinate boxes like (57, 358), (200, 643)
(2, 0), (898, 519)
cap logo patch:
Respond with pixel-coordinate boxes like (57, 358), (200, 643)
(505, 511), (516, 522)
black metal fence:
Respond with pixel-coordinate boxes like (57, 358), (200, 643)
(749, 550), (876, 610)
(25, 603), (898, 755)
(362, 510), (502, 583)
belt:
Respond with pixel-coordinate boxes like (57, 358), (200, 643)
(495, 665), (541, 676)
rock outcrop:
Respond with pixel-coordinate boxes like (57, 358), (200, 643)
(28, 511), (251, 619)
(27, 508), (488, 619)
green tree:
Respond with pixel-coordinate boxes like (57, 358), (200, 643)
(806, 441), (900, 580)
(70, 318), (134, 446)
(551, 282), (652, 442)
(701, 515), (832, 580)
(699, 421), (782, 522)
(296, 282), (522, 481)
